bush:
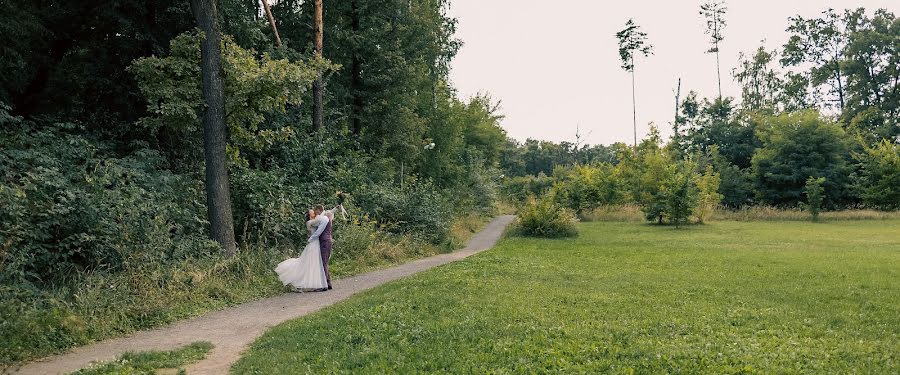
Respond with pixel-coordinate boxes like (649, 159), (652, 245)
(512, 197), (579, 238)
(663, 166), (700, 228)
(0, 109), (216, 288)
(751, 110), (852, 207)
(695, 165), (723, 223)
(501, 173), (554, 202)
(856, 140), (900, 210)
(352, 181), (452, 244)
(552, 164), (624, 217)
(803, 176), (826, 222)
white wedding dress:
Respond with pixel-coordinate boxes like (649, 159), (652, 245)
(275, 217), (328, 290)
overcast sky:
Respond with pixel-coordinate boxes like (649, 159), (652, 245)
(446, 0), (897, 146)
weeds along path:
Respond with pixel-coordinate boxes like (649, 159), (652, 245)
(12, 215), (515, 375)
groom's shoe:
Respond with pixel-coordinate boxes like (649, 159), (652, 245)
(327, 286), (333, 290)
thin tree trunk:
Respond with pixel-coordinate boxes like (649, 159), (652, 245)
(312, 0), (324, 132)
(715, 39), (722, 98)
(350, 0), (363, 135)
(190, 0), (237, 256)
(631, 56), (638, 149)
(673, 77), (681, 143)
(260, 0), (282, 48)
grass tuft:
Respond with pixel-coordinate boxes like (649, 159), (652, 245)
(71, 341), (213, 375)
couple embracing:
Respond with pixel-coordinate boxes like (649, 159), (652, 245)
(275, 204), (343, 292)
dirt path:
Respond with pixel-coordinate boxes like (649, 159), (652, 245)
(12, 215), (515, 375)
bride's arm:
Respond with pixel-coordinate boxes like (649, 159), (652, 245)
(307, 216), (329, 243)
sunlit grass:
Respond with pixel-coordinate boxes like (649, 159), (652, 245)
(233, 220), (900, 373)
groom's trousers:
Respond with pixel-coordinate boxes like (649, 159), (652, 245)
(320, 239), (333, 288)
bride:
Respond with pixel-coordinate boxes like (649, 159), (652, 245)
(274, 209), (329, 291)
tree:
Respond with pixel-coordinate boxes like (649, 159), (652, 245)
(190, 0), (237, 255)
(683, 96), (759, 169)
(695, 164), (723, 223)
(856, 140), (900, 210)
(261, 0), (282, 48)
(751, 110), (851, 207)
(842, 9), (900, 139)
(128, 32), (323, 168)
(782, 8), (859, 112)
(312, 0), (324, 131)
(734, 44), (783, 112)
(664, 164), (700, 228)
(616, 19), (654, 148)
(700, 1), (727, 98)
(803, 176), (826, 222)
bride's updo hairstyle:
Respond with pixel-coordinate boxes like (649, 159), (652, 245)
(304, 210), (312, 222)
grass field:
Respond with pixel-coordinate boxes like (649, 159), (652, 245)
(232, 220), (900, 374)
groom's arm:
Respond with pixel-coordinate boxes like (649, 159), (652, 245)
(308, 216), (329, 243)
(323, 204), (346, 221)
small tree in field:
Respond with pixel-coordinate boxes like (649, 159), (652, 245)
(803, 176), (826, 222)
(664, 165), (700, 228)
(695, 164), (723, 223)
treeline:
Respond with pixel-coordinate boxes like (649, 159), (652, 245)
(503, 7), (900, 224)
(0, 0), (507, 364)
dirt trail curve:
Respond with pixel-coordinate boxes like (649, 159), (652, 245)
(12, 215), (515, 375)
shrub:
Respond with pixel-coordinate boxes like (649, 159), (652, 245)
(513, 197), (579, 238)
(751, 110), (851, 207)
(663, 166), (700, 228)
(352, 181), (452, 244)
(856, 140), (900, 210)
(695, 165), (723, 223)
(0, 109), (216, 288)
(501, 173), (554, 202)
(552, 164), (624, 217)
(803, 176), (826, 222)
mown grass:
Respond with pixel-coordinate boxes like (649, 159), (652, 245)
(70, 341), (212, 375)
(233, 220), (900, 373)
(2, 216), (492, 368)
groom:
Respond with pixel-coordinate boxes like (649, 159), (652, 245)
(310, 204), (334, 291)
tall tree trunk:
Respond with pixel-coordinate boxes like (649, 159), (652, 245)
(190, 0), (237, 256)
(312, 0), (324, 132)
(631, 56), (638, 149)
(715, 38), (722, 98)
(350, 0), (363, 135)
(673, 77), (681, 144)
(260, 0), (282, 48)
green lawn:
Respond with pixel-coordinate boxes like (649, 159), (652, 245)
(232, 221), (900, 374)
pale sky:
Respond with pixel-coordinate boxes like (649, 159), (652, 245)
(447, 0), (897, 146)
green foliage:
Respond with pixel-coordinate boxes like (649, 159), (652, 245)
(695, 164), (723, 223)
(751, 110), (851, 207)
(551, 164), (624, 216)
(234, 220), (900, 373)
(856, 141), (900, 210)
(615, 19), (653, 72)
(128, 31), (329, 166)
(501, 173), (554, 202)
(631, 130), (675, 223)
(0, 107), (215, 288)
(352, 181), (452, 245)
(513, 197), (579, 238)
(72, 342), (212, 375)
(803, 176), (826, 222)
(663, 164), (701, 228)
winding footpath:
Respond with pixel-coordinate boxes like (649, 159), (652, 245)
(13, 215), (515, 375)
